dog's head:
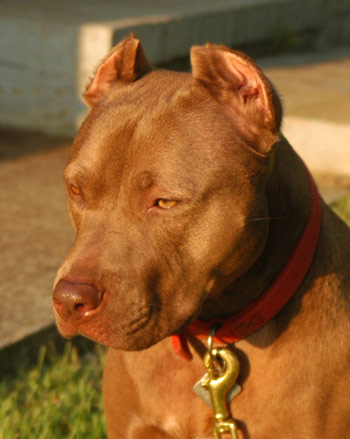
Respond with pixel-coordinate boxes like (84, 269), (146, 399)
(53, 35), (282, 350)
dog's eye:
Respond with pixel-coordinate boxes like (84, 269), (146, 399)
(156, 199), (177, 209)
(68, 184), (81, 197)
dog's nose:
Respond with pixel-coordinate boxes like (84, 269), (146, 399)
(53, 279), (103, 322)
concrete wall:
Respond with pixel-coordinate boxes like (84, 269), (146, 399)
(0, 0), (349, 136)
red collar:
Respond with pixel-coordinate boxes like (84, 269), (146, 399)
(171, 165), (322, 360)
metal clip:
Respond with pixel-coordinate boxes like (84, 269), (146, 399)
(203, 325), (240, 439)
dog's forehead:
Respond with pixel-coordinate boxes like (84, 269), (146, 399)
(68, 71), (224, 171)
(70, 71), (193, 159)
(65, 69), (249, 197)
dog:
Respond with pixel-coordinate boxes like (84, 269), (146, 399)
(53, 35), (350, 438)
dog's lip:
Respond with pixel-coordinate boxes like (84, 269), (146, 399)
(53, 290), (108, 336)
(125, 306), (154, 336)
(53, 309), (79, 338)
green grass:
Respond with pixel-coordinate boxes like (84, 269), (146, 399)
(0, 195), (349, 439)
(0, 340), (107, 439)
(331, 195), (350, 227)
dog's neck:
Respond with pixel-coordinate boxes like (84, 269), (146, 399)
(199, 138), (313, 321)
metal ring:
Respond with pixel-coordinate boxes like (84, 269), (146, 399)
(208, 322), (222, 360)
(208, 325), (216, 353)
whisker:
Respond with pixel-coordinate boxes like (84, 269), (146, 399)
(246, 217), (279, 223)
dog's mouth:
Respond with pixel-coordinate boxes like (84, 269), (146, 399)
(54, 297), (161, 350)
(125, 306), (155, 336)
(55, 302), (197, 351)
(53, 286), (106, 331)
(53, 275), (206, 350)
(53, 314), (80, 339)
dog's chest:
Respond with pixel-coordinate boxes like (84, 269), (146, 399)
(119, 336), (327, 439)
(122, 342), (216, 438)
(121, 339), (281, 439)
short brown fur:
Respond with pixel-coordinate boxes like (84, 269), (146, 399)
(53, 36), (350, 439)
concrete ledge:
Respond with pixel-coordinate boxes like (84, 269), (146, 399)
(0, 135), (73, 352)
(1, 0), (349, 135)
(283, 117), (350, 176)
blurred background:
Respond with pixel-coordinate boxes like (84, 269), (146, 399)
(0, 0), (349, 437)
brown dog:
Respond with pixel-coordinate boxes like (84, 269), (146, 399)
(53, 35), (350, 439)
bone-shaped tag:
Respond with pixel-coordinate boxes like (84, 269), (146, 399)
(193, 373), (241, 407)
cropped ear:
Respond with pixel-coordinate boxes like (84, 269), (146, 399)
(83, 34), (152, 107)
(191, 44), (282, 151)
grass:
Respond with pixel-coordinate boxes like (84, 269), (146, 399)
(331, 195), (350, 227)
(0, 339), (107, 439)
(0, 195), (349, 439)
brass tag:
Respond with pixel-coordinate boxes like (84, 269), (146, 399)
(193, 373), (241, 407)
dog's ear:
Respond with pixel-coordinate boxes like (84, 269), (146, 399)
(191, 44), (282, 151)
(83, 34), (152, 107)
